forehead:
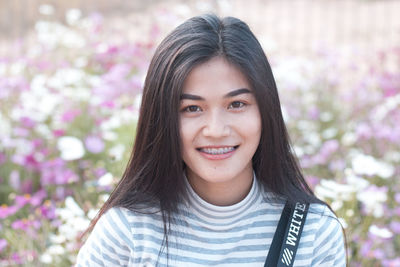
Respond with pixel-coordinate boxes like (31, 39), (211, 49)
(182, 57), (251, 95)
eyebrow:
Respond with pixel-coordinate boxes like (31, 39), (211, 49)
(180, 88), (252, 100)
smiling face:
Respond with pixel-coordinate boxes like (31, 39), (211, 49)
(179, 56), (262, 205)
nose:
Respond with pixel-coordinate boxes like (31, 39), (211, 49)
(202, 110), (230, 137)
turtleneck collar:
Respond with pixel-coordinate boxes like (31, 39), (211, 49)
(182, 173), (263, 230)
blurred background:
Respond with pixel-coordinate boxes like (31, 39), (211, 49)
(0, 0), (399, 266)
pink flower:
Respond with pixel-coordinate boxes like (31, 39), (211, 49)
(0, 239), (7, 253)
(52, 129), (65, 137)
(39, 200), (56, 220)
(61, 109), (82, 123)
(372, 249), (385, 260)
(356, 123), (372, 140)
(308, 106), (320, 120)
(360, 240), (373, 258)
(20, 117), (36, 128)
(88, 12), (103, 33)
(11, 252), (23, 265)
(390, 221), (400, 234)
(12, 127), (30, 137)
(0, 152), (6, 164)
(15, 194), (31, 208)
(40, 158), (79, 185)
(11, 219), (40, 231)
(0, 205), (18, 219)
(378, 72), (400, 98)
(100, 100), (115, 108)
(11, 219), (30, 230)
(305, 175), (319, 190)
(30, 190), (47, 206)
(394, 193), (400, 204)
(21, 179), (33, 194)
(94, 167), (107, 178)
(382, 258), (400, 267)
(85, 136), (105, 154)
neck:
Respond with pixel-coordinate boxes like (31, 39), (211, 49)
(185, 168), (254, 206)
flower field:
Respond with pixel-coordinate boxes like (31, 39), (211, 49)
(0, 10), (399, 267)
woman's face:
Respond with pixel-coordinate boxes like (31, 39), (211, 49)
(179, 56), (262, 203)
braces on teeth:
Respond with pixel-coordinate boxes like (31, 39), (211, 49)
(201, 147), (235, 154)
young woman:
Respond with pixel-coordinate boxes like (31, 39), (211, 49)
(76, 14), (346, 266)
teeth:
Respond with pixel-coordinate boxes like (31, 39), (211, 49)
(200, 147), (235, 155)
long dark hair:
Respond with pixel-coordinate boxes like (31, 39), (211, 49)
(84, 12), (324, 249)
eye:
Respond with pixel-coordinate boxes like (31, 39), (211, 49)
(228, 101), (246, 109)
(182, 105), (202, 113)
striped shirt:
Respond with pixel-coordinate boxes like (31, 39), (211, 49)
(76, 177), (346, 266)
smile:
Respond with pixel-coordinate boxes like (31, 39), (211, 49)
(197, 146), (239, 155)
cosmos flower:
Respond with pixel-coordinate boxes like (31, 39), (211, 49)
(0, 239), (7, 253)
(84, 136), (105, 154)
(57, 136), (85, 161)
(0, 205), (18, 219)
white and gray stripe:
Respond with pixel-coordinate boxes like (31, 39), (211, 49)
(76, 177), (346, 266)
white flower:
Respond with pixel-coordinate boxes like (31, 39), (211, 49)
(293, 146), (304, 157)
(0, 113), (11, 138)
(47, 244), (65, 255)
(64, 196), (84, 217)
(315, 184), (337, 200)
(101, 115), (122, 131)
(357, 188), (387, 217)
(385, 151), (400, 162)
(108, 144), (125, 161)
(101, 194), (110, 203)
(15, 138), (35, 156)
(66, 9), (82, 26)
(13, 74), (62, 123)
(331, 200), (343, 211)
(316, 179), (355, 200)
(34, 124), (52, 139)
(35, 21), (85, 49)
(49, 234), (66, 244)
(40, 253), (52, 264)
(55, 197), (90, 242)
(48, 68), (86, 88)
(57, 136), (85, 161)
(274, 57), (315, 92)
(87, 209), (99, 220)
(303, 131), (321, 150)
(372, 94), (400, 122)
(98, 173), (113, 186)
(352, 154), (395, 179)
(341, 132), (357, 146)
(322, 127), (338, 139)
(346, 210), (354, 217)
(102, 131), (118, 141)
(320, 112), (333, 122)
(369, 225), (393, 239)
(345, 171), (370, 190)
(10, 61), (26, 75)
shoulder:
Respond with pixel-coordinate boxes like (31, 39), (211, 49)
(306, 203), (347, 266)
(307, 203), (343, 236)
(75, 207), (135, 266)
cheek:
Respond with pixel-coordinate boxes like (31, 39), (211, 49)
(179, 119), (196, 149)
(243, 111), (262, 137)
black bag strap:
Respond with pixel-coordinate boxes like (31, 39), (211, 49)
(264, 201), (310, 267)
